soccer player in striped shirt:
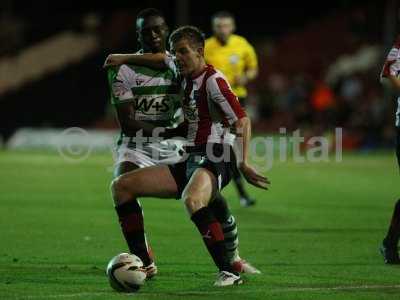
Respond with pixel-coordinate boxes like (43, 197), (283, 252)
(379, 35), (400, 264)
(106, 10), (261, 281)
(106, 26), (269, 286)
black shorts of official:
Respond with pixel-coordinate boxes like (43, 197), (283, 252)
(168, 143), (233, 199)
(396, 127), (400, 170)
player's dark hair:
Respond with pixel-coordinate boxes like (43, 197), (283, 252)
(169, 26), (205, 49)
(212, 11), (235, 22)
(136, 8), (165, 22)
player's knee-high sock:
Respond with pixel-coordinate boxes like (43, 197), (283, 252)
(115, 200), (152, 266)
(191, 207), (233, 272)
(209, 194), (239, 263)
(384, 199), (400, 246)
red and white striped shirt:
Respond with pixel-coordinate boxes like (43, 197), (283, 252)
(381, 35), (400, 78)
(381, 35), (400, 127)
(166, 56), (246, 145)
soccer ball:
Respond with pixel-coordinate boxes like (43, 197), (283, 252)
(106, 253), (146, 293)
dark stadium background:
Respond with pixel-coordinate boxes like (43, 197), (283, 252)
(0, 0), (397, 151)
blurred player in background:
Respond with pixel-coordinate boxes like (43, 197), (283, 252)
(106, 9), (260, 279)
(205, 11), (258, 207)
(379, 35), (400, 264)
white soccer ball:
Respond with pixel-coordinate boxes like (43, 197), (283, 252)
(106, 253), (146, 293)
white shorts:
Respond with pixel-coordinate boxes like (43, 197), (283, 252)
(115, 137), (185, 168)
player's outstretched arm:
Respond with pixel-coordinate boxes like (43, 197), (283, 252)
(207, 74), (270, 190)
(103, 53), (167, 69)
(380, 37), (400, 92)
(235, 116), (270, 190)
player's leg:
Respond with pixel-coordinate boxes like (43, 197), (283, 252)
(112, 165), (179, 203)
(209, 193), (238, 262)
(112, 140), (183, 275)
(113, 160), (159, 276)
(111, 165), (178, 268)
(112, 142), (161, 275)
(381, 199), (400, 264)
(230, 146), (256, 207)
(114, 161), (139, 177)
(381, 128), (400, 264)
(182, 168), (242, 286)
(209, 193), (261, 274)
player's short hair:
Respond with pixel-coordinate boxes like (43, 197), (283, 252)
(212, 11), (235, 22)
(169, 26), (205, 49)
(136, 8), (165, 22)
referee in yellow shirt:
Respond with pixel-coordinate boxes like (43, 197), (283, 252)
(205, 11), (259, 207)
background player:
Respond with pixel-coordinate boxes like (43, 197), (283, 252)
(379, 35), (400, 264)
(205, 11), (259, 207)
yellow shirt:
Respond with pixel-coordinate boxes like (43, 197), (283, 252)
(205, 34), (258, 98)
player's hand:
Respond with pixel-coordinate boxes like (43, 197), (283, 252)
(103, 54), (128, 68)
(239, 163), (270, 190)
(234, 75), (248, 86)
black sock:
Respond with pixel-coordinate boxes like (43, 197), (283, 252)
(191, 207), (232, 272)
(115, 200), (152, 266)
(384, 199), (400, 246)
(209, 194), (239, 262)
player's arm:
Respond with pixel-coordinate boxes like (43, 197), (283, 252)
(103, 53), (167, 69)
(115, 101), (187, 138)
(380, 59), (400, 91)
(381, 57), (400, 91)
(381, 37), (400, 92)
(235, 69), (258, 87)
(107, 66), (163, 137)
(238, 68), (258, 85)
(234, 116), (269, 189)
(114, 102), (186, 138)
(114, 103), (160, 137)
(235, 41), (259, 86)
(208, 76), (270, 189)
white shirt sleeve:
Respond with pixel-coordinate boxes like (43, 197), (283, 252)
(164, 54), (179, 78)
(112, 64), (134, 102)
(206, 74), (246, 125)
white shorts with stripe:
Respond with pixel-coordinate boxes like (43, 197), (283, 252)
(115, 137), (185, 168)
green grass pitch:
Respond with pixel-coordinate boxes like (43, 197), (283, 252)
(0, 150), (399, 300)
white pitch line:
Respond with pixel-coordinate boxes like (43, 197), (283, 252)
(12, 293), (109, 300)
(11, 285), (400, 299)
(282, 284), (400, 292)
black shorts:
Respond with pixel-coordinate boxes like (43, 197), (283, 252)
(396, 127), (400, 169)
(168, 143), (233, 198)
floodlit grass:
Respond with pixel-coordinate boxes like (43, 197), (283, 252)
(0, 150), (399, 300)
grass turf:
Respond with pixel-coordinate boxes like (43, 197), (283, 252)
(0, 150), (399, 300)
